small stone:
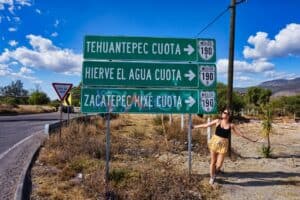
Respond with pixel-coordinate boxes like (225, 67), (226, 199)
(77, 173), (83, 179)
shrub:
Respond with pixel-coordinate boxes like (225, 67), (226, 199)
(1, 97), (19, 106)
(152, 114), (169, 126)
(260, 145), (272, 158)
(29, 91), (50, 105)
(109, 168), (129, 184)
(130, 127), (145, 139)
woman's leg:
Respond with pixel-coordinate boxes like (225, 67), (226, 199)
(216, 153), (225, 172)
(210, 150), (218, 178)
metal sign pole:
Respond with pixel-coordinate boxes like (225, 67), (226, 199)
(169, 114), (172, 125)
(188, 114), (192, 175)
(207, 117), (211, 143)
(181, 114), (184, 130)
(105, 113), (111, 183)
(59, 102), (63, 141)
(67, 106), (70, 124)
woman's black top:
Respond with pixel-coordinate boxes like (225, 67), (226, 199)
(215, 124), (231, 139)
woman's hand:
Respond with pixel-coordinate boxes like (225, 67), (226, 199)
(243, 135), (258, 143)
(250, 138), (258, 143)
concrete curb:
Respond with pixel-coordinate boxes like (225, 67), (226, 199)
(14, 132), (45, 200)
(14, 115), (94, 200)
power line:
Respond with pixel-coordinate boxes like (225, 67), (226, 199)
(194, 6), (230, 38)
(194, 0), (247, 38)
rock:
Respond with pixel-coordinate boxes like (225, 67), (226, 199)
(77, 173), (83, 179)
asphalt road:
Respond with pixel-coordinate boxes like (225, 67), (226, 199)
(0, 112), (77, 155)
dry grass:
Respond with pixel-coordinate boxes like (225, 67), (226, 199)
(0, 104), (56, 114)
(31, 114), (218, 200)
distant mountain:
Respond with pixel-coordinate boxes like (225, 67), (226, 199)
(234, 77), (300, 97)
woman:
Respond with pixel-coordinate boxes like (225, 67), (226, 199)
(193, 109), (257, 185)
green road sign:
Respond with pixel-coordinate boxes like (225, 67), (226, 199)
(81, 88), (199, 114)
(82, 61), (198, 88)
(199, 90), (218, 114)
(84, 36), (216, 62)
(199, 64), (217, 89)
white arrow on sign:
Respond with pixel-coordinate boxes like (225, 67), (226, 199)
(52, 83), (73, 101)
(185, 96), (196, 107)
(184, 70), (196, 81)
(184, 44), (195, 55)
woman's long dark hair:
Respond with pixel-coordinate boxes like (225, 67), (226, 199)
(219, 109), (233, 123)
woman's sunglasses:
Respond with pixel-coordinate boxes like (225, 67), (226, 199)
(223, 111), (229, 115)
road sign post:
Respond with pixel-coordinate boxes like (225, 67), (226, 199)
(105, 113), (111, 184)
(52, 83), (73, 140)
(188, 114), (192, 175)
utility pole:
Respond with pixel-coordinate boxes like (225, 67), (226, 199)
(227, 0), (237, 157)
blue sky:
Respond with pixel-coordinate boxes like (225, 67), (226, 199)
(0, 0), (300, 99)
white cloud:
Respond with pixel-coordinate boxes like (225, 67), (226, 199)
(0, 63), (11, 76)
(0, 49), (11, 63)
(0, 0), (31, 10)
(8, 4), (14, 14)
(26, 34), (58, 51)
(235, 76), (252, 81)
(0, 63), (38, 82)
(8, 27), (17, 32)
(243, 23), (300, 59)
(264, 70), (297, 80)
(51, 32), (58, 37)
(8, 40), (18, 46)
(0, 34), (82, 75)
(217, 58), (274, 74)
(35, 8), (41, 14)
(15, 0), (31, 6)
(13, 16), (20, 22)
(19, 66), (33, 74)
(54, 19), (59, 27)
(0, 0), (13, 10)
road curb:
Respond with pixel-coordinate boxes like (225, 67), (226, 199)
(14, 115), (93, 200)
(14, 132), (45, 200)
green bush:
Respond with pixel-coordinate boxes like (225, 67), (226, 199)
(29, 91), (50, 105)
(217, 83), (246, 113)
(271, 95), (300, 117)
(109, 168), (129, 184)
(260, 145), (272, 158)
(48, 99), (60, 109)
(1, 97), (19, 106)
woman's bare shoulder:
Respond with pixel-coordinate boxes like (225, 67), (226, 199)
(214, 119), (220, 125)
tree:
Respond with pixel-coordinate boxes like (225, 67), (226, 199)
(71, 82), (81, 106)
(0, 80), (28, 97)
(261, 104), (273, 158)
(29, 91), (50, 105)
(271, 95), (300, 117)
(217, 83), (246, 113)
(247, 87), (272, 106)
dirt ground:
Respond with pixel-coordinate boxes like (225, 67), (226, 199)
(30, 114), (300, 199)
(159, 119), (300, 200)
(0, 104), (56, 115)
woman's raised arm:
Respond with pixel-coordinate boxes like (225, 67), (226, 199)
(193, 119), (219, 129)
(231, 124), (258, 142)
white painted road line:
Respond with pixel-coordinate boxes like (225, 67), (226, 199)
(0, 134), (35, 160)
